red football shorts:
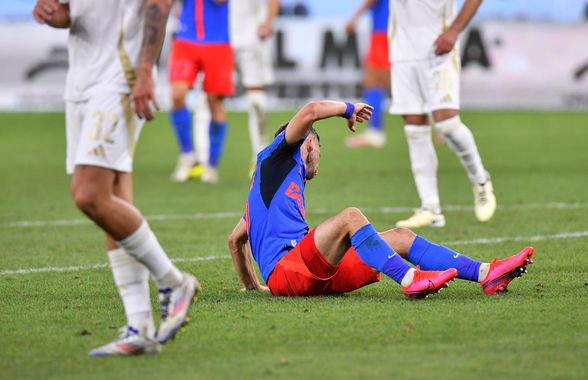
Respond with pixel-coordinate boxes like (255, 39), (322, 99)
(168, 39), (235, 96)
(365, 32), (391, 70)
(267, 228), (381, 296)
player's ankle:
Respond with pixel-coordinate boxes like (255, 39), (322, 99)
(401, 268), (416, 287)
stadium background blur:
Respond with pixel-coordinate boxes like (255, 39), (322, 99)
(1, 0), (588, 112)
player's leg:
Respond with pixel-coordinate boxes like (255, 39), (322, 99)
(188, 87), (210, 180)
(390, 62), (444, 228)
(346, 33), (389, 148)
(378, 228), (535, 294)
(201, 44), (235, 183)
(70, 94), (198, 346)
(429, 53), (496, 222)
(168, 40), (199, 182)
(313, 208), (456, 298)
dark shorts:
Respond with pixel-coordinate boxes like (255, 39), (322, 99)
(168, 39), (235, 95)
(267, 228), (381, 296)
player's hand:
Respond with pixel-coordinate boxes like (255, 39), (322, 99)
(346, 103), (374, 132)
(434, 28), (458, 55)
(344, 19), (356, 35)
(132, 65), (159, 121)
(32, 0), (59, 24)
(240, 285), (270, 292)
(257, 21), (273, 39)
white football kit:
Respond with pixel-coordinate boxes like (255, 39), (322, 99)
(388, 0), (461, 114)
(229, 0), (274, 88)
(62, 0), (146, 174)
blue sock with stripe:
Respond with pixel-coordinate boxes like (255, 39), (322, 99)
(407, 236), (481, 282)
(364, 88), (385, 131)
(351, 224), (411, 285)
(209, 120), (228, 167)
(170, 107), (193, 154)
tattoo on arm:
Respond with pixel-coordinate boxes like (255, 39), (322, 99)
(143, 5), (163, 47)
(138, 1), (169, 68)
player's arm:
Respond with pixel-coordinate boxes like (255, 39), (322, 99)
(434, 0), (482, 55)
(345, 0), (377, 34)
(284, 100), (374, 145)
(133, 0), (174, 121)
(32, 0), (70, 28)
(228, 219), (268, 292)
(258, 0), (280, 39)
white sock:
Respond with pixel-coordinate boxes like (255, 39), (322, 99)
(108, 247), (155, 337)
(117, 221), (184, 290)
(246, 90), (269, 158)
(193, 92), (211, 165)
(435, 116), (487, 185)
(478, 262), (490, 282)
(401, 268), (416, 287)
(404, 125), (441, 213)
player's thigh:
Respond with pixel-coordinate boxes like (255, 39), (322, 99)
(389, 62), (427, 115)
(168, 39), (199, 88)
(423, 52), (461, 113)
(327, 248), (381, 294)
(73, 93), (145, 174)
(235, 44), (274, 88)
(202, 45), (235, 96)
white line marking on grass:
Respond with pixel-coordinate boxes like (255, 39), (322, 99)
(1, 231), (587, 277)
(3, 202), (588, 229)
(0, 255), (229, 276)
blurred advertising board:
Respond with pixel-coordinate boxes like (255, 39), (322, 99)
(0, 20), (587, 111)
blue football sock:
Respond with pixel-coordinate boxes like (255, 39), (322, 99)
(363, 87), (385, 131)
(170, 107), (193, 154)
(407, 236), (481, 282)
(209, 120), (228, 167)
(351, 224), (411, 285)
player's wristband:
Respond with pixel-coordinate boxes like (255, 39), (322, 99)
(341, 102), (355, 119)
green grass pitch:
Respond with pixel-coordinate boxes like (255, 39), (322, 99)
(0, 110), (587, 379)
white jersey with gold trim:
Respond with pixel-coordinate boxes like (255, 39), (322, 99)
(388, 0), (458, 62)
(62, 0), (145, 101)
(229, 0), (268, 49)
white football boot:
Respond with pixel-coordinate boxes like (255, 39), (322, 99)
(345, 129), (386, 148)
(88, 327), (161, 357)
(201, 166), (219, 184)
(396, 208), (446, 228)
(157, 273), (200, 344)
(473, 172), (496, 222)
(170, 153), (197, 183)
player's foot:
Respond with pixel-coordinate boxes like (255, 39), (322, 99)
(481, 247), (535, 295)
(171, 153), (197, 183)
(157, 273), (200, 344)
(402, 267), (458, 300)
(345, 129), (386, 148)
(88, 326), (161, 357)
(188, 163), (205, 179)
(201, 166), (219, 184)
(396, 208), (446, 228)
(473, 172), (496, 222)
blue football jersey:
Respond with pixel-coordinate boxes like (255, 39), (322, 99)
(245, 132), (309, 282)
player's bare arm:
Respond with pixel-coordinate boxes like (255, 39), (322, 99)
(434, 0), (482, 55)
(345, 0), (377, 34)
(285, 101), (374, 144)
(32, 0), (70, 28)
(228, 219), (269, 291)
(133, 0), (174, 121)
(258, 0), (280, 39)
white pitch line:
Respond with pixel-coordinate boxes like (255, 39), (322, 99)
(1, 231), (587, 277)
(2, 202), (588, 229)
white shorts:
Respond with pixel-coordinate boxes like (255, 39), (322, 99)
(65, 93), (144, 175)
(234, 42), (274, 88)
(389, 51), (461, 115)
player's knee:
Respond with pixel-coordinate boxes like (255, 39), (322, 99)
(391, 227), (416, 242)
(72, 187), (103, 217)
(171, 90), (187, 110)
(434, 114), (462, 135)
(342, 207), (368, 228)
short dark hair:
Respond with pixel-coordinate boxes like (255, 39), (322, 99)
(274, 122), (320, 143)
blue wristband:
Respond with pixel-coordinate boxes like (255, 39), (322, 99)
(342, 102), (355, 119)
